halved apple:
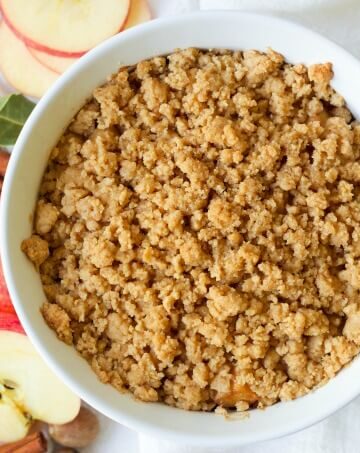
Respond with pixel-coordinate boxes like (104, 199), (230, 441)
(0, 331), (80, 442)
(0, 260), (24, 334)
(1, 0), (130, 57)
(0, 259), (12, 313)
(0, 312), (24, 333)
(0, 22), (58, 98)
(29, 49), (78, 75)
(124, 0), (151, 30)
(0, 330), (31, 355)
(0, 393), (30, 443)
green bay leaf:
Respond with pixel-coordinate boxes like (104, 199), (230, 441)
(0, 94), (35, 146)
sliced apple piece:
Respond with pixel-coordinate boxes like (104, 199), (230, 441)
(124, 0), (151, 30)
(0, 22), (58, 98)
(0, 331), (80, 428)
(1, 0), (130, 57)
(29, 48), (78, 75)
(215, 383), (258, 407)
(0, 394), (30, 443)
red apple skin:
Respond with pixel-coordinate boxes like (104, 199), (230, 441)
(0, 259), (13, 313)
(28, 48), (78, 75)
(0, 312), (24, 334)
(0, 260), (25, 334)
(0, 1), (131, 58)
(2, 13), (85, 58)
(0, 22), (59, 98)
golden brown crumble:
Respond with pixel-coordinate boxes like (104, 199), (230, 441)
(22, 48), (360, 412)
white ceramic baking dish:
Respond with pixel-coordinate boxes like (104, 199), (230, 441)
(2, 11), (360, 447)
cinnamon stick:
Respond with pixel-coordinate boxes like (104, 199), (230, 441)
(0, 432), (47, 453)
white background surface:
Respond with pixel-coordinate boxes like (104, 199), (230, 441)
(78, 1), (360, 451)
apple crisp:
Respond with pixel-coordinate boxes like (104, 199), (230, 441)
(22, 48), (360, 412)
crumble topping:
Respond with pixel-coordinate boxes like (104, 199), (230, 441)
(23, 48), (360, 412)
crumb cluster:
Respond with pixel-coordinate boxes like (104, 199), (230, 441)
(22, 48), (360, 412)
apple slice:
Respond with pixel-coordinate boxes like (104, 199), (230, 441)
(124, 0), (152, 30)
(0, 394), (30, 443)
(0, 22), (58, 98)
(0, 331), (80, 442)
(29, 49), (78, 75)
(1, 0), (130, 57)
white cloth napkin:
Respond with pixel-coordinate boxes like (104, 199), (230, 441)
(139, 397), (360, 453)
(84, 1), (360, 452)
(200, 0), (360, 59)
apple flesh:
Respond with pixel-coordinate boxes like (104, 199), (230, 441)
(124, 0), (151, 30)
(0, 22), (58, 98)
(0, 331), (80, 442)
(28, 0), (151, 74)
(0, 393), (30, 443)
(29, 49), (78, 75)
(0, 352), (80, 423)
(1, 0), (130, 57)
